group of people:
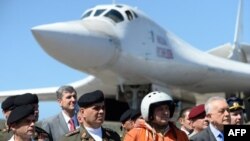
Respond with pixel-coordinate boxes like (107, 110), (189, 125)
(177, 95), (245, 141)
(0, 84), (246, 141)
(119, 92), (245, 141)
(1, 92), (51, 141)
(1, 85), (120, 141)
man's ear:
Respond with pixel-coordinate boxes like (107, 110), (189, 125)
(178, 117), (184, 124)
(79, 108), (86, 117)
(206, 113), (211, 120)
(57, 98), (63, 107)
(9, 123), (16, 132)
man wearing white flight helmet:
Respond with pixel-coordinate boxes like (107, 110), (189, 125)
(124, 91), (189, 141)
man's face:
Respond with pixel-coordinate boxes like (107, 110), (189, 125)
(230, 109), (244, 125)
(81, 102), (105, 128)
(207, 100), (231, 130)
(191, 114), (209, 132)
(122, 120), (134, 132)
(11, 115), (36, 139)
(179, 110), (192, 130)
(58, 91), (77, 112)
(152, 104), (170, 126)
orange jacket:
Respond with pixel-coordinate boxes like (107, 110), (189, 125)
(124, 120), (189, 141)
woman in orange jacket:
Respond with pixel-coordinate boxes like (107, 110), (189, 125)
(124, 91), (189, 141)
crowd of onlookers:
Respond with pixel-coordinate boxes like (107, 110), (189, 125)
(119, 93), (245, 141)
(0, 85), (246, 141)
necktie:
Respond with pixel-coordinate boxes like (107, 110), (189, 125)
(69, 118), (75, 131)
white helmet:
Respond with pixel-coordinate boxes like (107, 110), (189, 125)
(140, 91), (175, 121)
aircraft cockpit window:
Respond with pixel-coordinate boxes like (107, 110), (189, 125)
(104, 9), (124, 23)
(94, 9), (106, 16)
(125, 10), (133, 21)
(82, 10), (92, 19)
(132, 11), (138, 18)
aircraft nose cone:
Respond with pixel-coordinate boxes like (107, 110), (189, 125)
(32, 21), (119, 70)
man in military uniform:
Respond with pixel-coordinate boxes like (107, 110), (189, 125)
(1, 95), (17, 140)
(7, 105), (41, 141)
(60, 90), (120, 141)
(120, 109), (133, 132)
(119, 109), (143, 140)
(14, 93), (39, 121)
(14, 93), (53, 140)
(227, 96), (245, 125)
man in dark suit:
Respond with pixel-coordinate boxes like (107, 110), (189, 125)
(42, 85), (79, 141)
(178, 107), (193, 136)
(190, 96), (231, 141)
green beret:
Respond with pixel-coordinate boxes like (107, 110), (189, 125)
(78, 90), (104, 107)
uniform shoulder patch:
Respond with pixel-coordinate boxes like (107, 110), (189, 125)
(65, 129), (80, 137)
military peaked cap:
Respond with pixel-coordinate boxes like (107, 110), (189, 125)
(227, 96), (244, 111)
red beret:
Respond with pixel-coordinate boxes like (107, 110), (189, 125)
(188, 104), (205, 120)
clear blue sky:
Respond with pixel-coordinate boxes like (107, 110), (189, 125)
(0, 0), (249, 120)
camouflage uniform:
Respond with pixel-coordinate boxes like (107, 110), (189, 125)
(33, 126), (53, 141)
(0, 129), (13, 141)
(0, 122), (12, 140)
(0, 125), (52, 141)
(60, 126), (120, 141)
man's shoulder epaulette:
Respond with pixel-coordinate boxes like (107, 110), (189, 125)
(65, 129), (80, 137)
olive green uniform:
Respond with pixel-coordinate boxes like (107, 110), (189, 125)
(0, 128), (13, 141)
(33, 126), (53, 141)
(60, 126), (120, 141)
(0, 125), (51, 141)
(0, 122), (12, 140)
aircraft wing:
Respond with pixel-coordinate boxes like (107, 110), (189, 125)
(206, 43), (233, 58)
(207, 0), (250, 63)
(0, 75), (117, 102)
(206, 43), (250, 63)
(241, 43), (250, 62)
